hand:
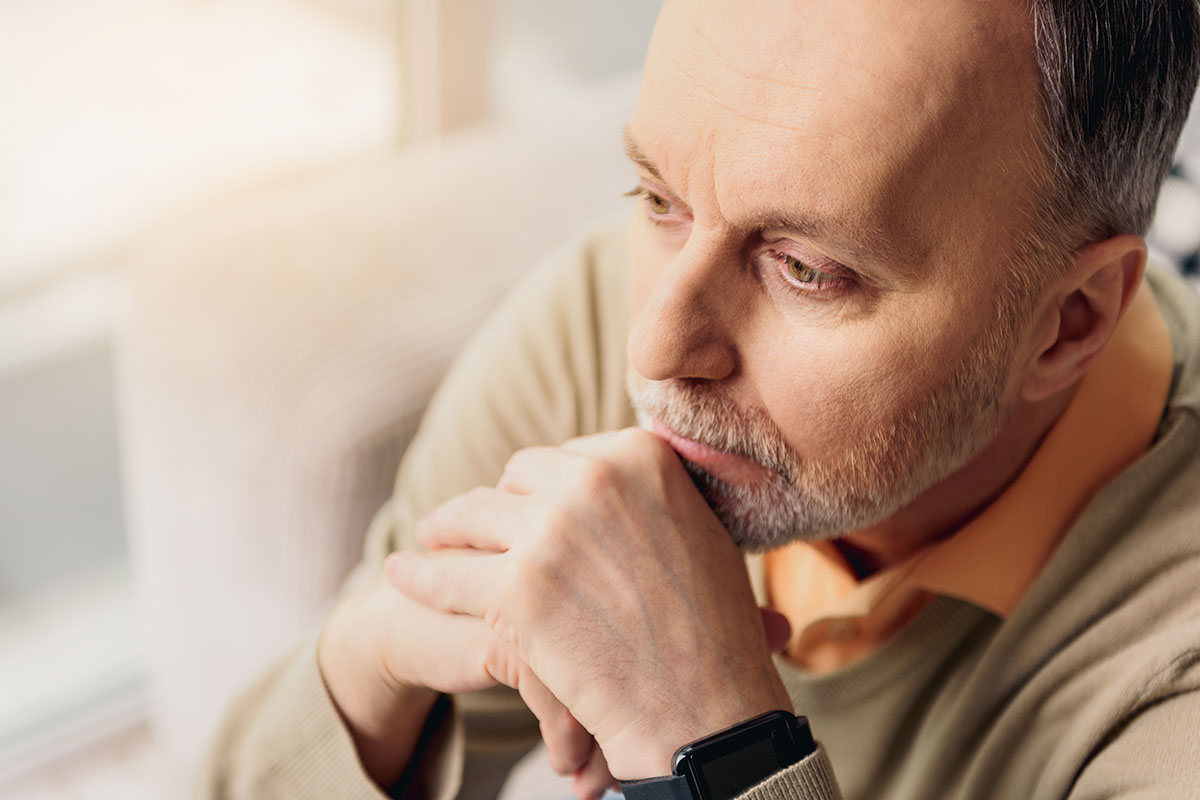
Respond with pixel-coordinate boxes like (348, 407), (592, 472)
(318, 564), (600, 792)
(564, 605), (790, 799)
(386, 429), (794, 780)
(565, 605), (789, 799)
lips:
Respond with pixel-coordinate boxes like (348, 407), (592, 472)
(647, 418), (773, 486)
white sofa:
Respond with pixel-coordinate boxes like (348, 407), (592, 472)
(115, 74), (639, 781)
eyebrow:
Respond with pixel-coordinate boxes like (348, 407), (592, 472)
(622, 125), (912, 275)
(624, 127), (670, 187)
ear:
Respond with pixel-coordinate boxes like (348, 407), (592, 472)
(1020, 234), (1147, 403)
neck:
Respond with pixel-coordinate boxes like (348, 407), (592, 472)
(834, 386), (1077, 579)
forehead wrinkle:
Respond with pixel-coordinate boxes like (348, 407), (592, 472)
(674, 4), (822, 94)
(663, 52), (820, 134)
(675, 2), (916, 137)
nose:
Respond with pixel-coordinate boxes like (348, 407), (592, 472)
(627, 238), (740, 382)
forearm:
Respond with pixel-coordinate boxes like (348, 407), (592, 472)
(316, 610), (440, 791)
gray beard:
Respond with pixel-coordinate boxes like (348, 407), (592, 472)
(630, 372), (1008, 553)
(678, 458), (843, 553)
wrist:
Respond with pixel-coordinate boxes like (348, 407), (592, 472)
(618, 711), (815, 800)
(602, 692), (793, 780)
(317, 596), (440, 788)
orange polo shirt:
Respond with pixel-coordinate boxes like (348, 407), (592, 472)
(765, 284), (1174, 674)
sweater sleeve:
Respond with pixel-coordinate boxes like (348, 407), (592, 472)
(194, 221), (636, 800)
(1067, 687), (1200, 799)
(737, 746), (844, 800)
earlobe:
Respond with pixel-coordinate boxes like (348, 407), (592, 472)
(1019, 235), (1147, 403)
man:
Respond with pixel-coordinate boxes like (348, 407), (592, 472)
(200, 1), (1200, 798)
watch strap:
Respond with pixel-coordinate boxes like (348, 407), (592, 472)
(619, 774), (695, 800)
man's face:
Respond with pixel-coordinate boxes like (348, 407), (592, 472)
(624, 0), (1047, 549)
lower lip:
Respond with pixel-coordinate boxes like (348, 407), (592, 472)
(648, 419), (773, 485)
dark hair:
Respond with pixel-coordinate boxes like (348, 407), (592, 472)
(1029, 0), (1200, 251)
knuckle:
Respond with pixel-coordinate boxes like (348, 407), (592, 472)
(502, 447), (529, 473)
(507, 555), (557, 622)
(456, 487), (492, 520)
(499, 451), (524, 482)
(480, 633), (519, 687)
(464, 485), (493, 504)
(509, 553), (547, 599)
(621, 426), (676, 472)
(574, 456), (620, 496)
(614, 425), (648, 449)
(505, 445), (549, 473)
(537, 505), (575, 546)
(449, 486), (487, 516)
(617, 425), (659, 457)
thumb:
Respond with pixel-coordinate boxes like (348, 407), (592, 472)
(759, 606), (792, 654)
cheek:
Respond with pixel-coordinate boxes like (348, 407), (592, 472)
(745, 308), (961, 458)
(754, 350), (897, 458)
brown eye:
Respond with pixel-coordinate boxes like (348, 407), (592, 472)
(784, 254), (816, 283)
(646, 192), (671, 215)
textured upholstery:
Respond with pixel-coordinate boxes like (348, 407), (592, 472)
(114, 75), (638, 774)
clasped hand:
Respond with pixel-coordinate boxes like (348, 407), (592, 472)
(386, 428), (793, 796)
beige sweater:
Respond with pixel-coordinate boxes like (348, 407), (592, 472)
(198, 223), (1200, 799)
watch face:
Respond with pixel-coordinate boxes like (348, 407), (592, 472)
(674, 712), (812, 800)
(694, 735), (781, 798)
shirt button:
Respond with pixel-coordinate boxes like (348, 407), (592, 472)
(827, 620), (859, 642)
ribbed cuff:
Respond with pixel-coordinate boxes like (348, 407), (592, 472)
(251, 637), (394, 799)
(248, 637), (468, 800)
(392, 694), (466, 800)
(740, 745), (843, 800)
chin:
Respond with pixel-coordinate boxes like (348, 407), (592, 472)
(682, 460), (879, 553)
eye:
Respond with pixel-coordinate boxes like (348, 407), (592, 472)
(761, 249), (851, 296)
(644, 191), (671, 215)
(782, 254), (817, 284)
(624, 185), (680, 222)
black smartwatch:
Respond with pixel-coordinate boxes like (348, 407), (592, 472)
(618, 711), (816, 800)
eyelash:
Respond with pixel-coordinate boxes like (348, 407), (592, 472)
(761, 250), (849, 295)
(624, 186), (676, 221)
(623, 184), (852, 297)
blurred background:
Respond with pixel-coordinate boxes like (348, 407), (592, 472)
(4, 2), (1200, 799)
(0, 1), (660, 797)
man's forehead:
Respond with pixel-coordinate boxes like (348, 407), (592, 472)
(647, 0), (1034, 116)
(630, 0), (1041, 272)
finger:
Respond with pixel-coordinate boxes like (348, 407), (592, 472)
(560, 428), (663, 460)
(384, 550), (497, 619)
(515, 671), (594, 776)
(497, 445), (575, 494)
(412, 614), (506, 694)
(415, 487), (525, 551)
(356, 576), (501, 695)
(572, 744), (616, 800)
(558, 430), (623, 456)
(472, 633), (594, 776)
(760, 606), (793, 654)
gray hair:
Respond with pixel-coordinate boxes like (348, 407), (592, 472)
(1027, 0), (1200, 261)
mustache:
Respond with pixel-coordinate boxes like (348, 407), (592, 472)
(627, 375), (798, 484)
